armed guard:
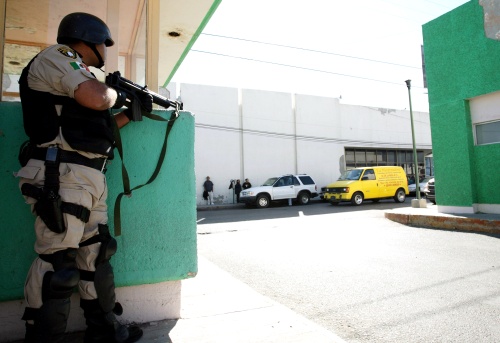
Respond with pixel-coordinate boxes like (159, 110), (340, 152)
(15, 12), (150, 343)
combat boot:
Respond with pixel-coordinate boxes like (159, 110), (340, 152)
(82, 299), (143, 343)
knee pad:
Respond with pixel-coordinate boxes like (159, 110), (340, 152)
(40, 248), (80, 302)
(95, 224), (117, 266)
(22, 249), (79, 342)
(78, 225), (119, 314)
(94, 260), (117, 313)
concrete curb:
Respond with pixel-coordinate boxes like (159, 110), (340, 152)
(197, 204), (246, 211)
(385, 211), (500, 235)
(197, 199), (324, 211)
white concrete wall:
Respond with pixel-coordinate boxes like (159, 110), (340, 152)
(177, 83), (432, 205)
(241, 89), (297, 186)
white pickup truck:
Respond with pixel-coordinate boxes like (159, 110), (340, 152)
(239, 174), (318, 208)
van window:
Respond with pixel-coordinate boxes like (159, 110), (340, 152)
(345, 169), (362, 180)
(362, 169), (376, 180)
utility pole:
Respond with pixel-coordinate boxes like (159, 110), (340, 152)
(405, 80), (427, 208)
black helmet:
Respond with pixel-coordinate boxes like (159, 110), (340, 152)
(57, 12), (114, 47)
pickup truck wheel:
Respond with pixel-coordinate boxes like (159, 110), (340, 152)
(256, 195), (270, 208)
(351, 192), (363, 206)
(394, 188), (406, 203)
(297, 192), (310, 205)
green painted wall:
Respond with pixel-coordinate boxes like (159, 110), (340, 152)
(422, 1), (500, 207)
(0, 102), (197, 301)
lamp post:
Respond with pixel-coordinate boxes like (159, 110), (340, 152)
(405, 80), (426, 208)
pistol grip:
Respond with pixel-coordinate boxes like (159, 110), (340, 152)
(131, 100), (143, 121)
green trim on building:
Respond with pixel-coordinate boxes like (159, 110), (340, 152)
(422, 1), (500, 209)
(163, 0), (223, 87)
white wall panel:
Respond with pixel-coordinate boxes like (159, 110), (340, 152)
(295, 94), (341, 138)
(181, 83), (239, 127)
(296, 140), (345, 189)
(195, 127), (242, 204)
(242, 134), (296, 187)
(241, 89), (294, 134)
(183, 84), (242, 204)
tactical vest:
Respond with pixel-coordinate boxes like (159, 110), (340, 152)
(19, 57), (115, 159)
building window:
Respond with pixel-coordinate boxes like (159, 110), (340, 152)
(355, 150), (366, 165)
(345, 148), (428, 176)
(425, 155), (434, 176)
(475, 121), (500, 145)
(345, 150), (355, 163)
(387, 151), (396, 164)
(469, 91), (500, 146)
(366, 150), (376, 164)
(376, 150), (386, 164)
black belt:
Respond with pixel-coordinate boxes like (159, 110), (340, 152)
(31, 147), (107, 172)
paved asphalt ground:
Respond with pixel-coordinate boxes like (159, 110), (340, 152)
(196, 200), (500, 343)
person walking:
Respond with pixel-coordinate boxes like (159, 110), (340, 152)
(235, 179), (242, 202)
(203, 176), (214, 205)
(15, 12), (150, 343)
(242, 178), (252, 190)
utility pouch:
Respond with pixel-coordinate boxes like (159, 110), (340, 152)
(34, 190), (65, 234)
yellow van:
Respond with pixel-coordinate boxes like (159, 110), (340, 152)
(323, 166), (409, 205)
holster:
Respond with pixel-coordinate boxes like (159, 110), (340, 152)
(21, 183), (65, 234)
(21, 146), (65, 234)
(20, 147), (92, 233)
(36, 190), (65, 234)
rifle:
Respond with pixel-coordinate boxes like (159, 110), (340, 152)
(105, 71), (183, 121)
(105, 71), (183, 236)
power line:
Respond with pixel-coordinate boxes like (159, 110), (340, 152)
(196, 123), (431, 148)
(377, 0), (447, 17)
(200, 33), (421, 70)
(421, 0), (460, 9)
(190, 49), (425, 88)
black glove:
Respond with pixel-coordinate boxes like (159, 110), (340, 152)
(123, 107), (136, 121)
(134, 92), (153, 112)
(112, 89), (128, 109)
(122, 92), (153, 121)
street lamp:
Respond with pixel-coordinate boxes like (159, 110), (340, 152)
(405, 80), (427, 208)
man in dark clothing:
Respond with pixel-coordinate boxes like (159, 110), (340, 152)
(242, 178), (252, 190)
(234, 179), (242, 202)
(203, 176), (214, 205)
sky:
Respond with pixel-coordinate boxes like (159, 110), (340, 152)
(171, 0), (471, 112)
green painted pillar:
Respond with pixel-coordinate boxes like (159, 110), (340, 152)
(0, 102), (197, 301)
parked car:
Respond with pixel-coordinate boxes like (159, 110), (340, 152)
(323, 166), (409, 206)
(239, 174), (318, 208)
(408, 176), (432, 195)
(425, 178), (436, 204)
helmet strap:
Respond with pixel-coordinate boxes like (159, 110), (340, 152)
(85, 42), (105, 69)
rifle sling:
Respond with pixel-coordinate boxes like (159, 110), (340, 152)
(112, 109), (178, 236)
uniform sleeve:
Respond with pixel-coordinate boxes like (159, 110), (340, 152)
(28, 44), (96, 98)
